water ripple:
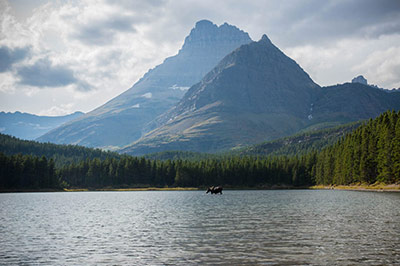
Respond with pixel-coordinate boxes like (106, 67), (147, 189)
(0, 190), (399, 265)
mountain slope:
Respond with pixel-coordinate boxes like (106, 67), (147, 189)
(236, 121), (362, 157)
(37, 20), (251, 149)
(121, 35), (321, 155)
(0, 111), (83, 140)
(311, 83), (400, 125)
(121, 35), (400, 156)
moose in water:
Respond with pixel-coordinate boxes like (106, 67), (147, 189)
(206, 186), (223, 194)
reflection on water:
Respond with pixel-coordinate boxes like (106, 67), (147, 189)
(0, 190), (399, 265)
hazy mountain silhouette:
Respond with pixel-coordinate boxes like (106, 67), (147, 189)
(0, 111), (83, 140)
(121, 36), (400, 155)
(37, 20), (251, 148)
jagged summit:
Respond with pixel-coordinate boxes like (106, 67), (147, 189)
(181, 20), (251, 51)
(122, 34), (321, 155)
(260, 34), (272, 43)
(38, 20), (252, 148)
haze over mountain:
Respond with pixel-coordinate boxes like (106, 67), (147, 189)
(37, 20), (252, 148)
(121, 36), (400, 155)
(0, 111), (83, 140)
(121, 35), (321, 154)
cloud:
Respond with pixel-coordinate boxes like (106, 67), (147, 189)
(38, 103), (76, 116)
(16, 58), (78, 88)
(0, 46), (30, 72)
(353, 46), (400, 89)
(1, 0), (399, 115)
(71, 14), (138, 46)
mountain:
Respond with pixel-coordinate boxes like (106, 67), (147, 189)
(308, 82), (400, 128)
(120, 35), (321, 155)
(121, 36), (400, 156)
(141, 122), (361, 160)
(0, 111), (83, 140)
(37, 20), (252, 149)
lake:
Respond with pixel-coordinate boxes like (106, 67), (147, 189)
(1, 190), (399, 265)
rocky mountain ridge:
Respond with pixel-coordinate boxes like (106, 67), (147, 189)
(37, 20), (252, 148)
(120, 35), (400, 155)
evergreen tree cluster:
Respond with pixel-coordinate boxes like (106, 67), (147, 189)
(0, 134), (120, 167)
(58, 155), (316, 188)
(0, 152), (58, 189)
(0, 110), (399, 190)
(314, 110), (400, 185)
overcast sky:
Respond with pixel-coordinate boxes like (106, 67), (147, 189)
(1, 0), (399, 116)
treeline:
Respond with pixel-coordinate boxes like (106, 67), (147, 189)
(0, 134), (120, 167)
(58, 154), (316, 188)
(0, 152), (58, 189)
(314, 110), (400, 185)
(0, 110), (399, 190)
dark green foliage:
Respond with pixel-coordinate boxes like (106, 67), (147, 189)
(57, 154), (316, 189)
(314, 110), (400, 185)
(1, 111), (399, 190)
(0, 152), (58, 189)
(0, 133), (120, 167)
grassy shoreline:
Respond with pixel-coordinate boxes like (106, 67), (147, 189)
(2, 184), (400, 193)
(310, 183), (400, 192)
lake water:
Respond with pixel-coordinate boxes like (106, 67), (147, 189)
(0, 190), (399, 265)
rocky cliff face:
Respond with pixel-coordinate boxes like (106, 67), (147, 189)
(120, 35), (322, 155)
(120, 34), (400, 156)
(37, 20), (251, 148)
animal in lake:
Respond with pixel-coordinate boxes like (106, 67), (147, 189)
(206, 186), (223, 194)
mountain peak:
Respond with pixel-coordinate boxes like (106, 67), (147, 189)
(182, 20), (251, 51)
(194, 19), (215, 29)
(352, 75), (368, 85)
(260, 34), (272, 43)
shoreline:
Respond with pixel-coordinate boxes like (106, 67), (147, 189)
(310, 184), (400, 192)
(0, 187), (200, 193)
(2, 184), (400, 193)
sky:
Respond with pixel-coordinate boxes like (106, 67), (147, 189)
(0, 0), (399, 116)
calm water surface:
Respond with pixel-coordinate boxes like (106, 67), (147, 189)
(1, 190), (399, 265)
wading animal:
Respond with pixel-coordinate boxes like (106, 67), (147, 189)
(206, 186), (223, 194)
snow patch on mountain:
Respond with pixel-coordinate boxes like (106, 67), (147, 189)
(141, 93), (152, 99)
(169, 84), (190, 91)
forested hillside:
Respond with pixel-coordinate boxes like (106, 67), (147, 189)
(0, 134), (119, 166)
(314, 110), (400, 185)
(1, 110), (399, 190)
(143, 122), (361, 160)
(236, 122), (362, 157)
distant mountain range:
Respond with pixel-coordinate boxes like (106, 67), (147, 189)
(34, 20), (400, 155)
(0, 111), (83, 140)
(37, 20), (252, 149)
(120, 35), (400, 155)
